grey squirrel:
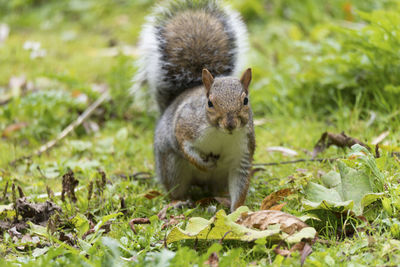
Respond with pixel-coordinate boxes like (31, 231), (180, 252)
(133, 0), (255, 211)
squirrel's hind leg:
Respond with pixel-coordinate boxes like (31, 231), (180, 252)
(156, 150), (192, 200)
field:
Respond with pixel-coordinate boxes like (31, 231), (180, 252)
(1, 0), (400, 266)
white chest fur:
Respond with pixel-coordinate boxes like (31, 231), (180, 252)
(194, 127), (248, 167)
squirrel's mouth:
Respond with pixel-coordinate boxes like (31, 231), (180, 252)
(219, 126), (239, 135)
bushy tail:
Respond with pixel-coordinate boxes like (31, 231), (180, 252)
(132, 0), (248, 112)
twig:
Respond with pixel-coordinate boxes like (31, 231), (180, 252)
(253, 157), (340, 167)
(129, 218), (151, 234)
(2, 181), (8, 201)
(312, 131), (369, 159)
(9, 90), (110, 165)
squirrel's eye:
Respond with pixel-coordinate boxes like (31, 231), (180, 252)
(243, 97), (248, 105)
(208, 100), (214, 108)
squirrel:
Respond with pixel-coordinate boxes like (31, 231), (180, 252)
(133, 0), (255, 212)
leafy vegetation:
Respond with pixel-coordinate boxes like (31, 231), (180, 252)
(1, 0), (400, 266)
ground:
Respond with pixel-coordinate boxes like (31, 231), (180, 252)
(1, 0), (400, 266)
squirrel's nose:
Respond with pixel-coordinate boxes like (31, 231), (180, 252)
(226, 118), (237, 131)
(225, 112), (238, 132)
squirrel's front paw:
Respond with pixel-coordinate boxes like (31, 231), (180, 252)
(201, 153), (220, 170)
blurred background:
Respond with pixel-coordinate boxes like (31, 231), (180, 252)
(1, 1), (400, 264)
(0, 0), (399, 162)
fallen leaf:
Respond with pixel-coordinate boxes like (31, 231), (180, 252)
(205, 252), (219, 267)
(300, 242), (312, 266)
(0, 203), (13, 213)
(16, 197), (62, 224)
(267, 146), (298, 157)
(371, 131), (389, 145)
(261, 189), (293, 210)
(143, 190), (163, 200)
(129, 217), (151, 234)
(20, 234), (33, 244)
(130, 218), (151, 224)
(157, 200), (189, 220)
(237, 210), (308, 235)
(274, 241), (312, 266)
(269, 203), (286, 211)
(161, 214), (185, 230)
(32, 247), (49, 258)
(167, 207), (316, 244)
(8, 226), (22, 238)
(274, 241), (305, 257)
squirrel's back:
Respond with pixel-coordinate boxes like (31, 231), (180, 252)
(133, 0), (248, 112)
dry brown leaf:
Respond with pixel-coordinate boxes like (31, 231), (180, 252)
(274, 241), (305, 256)
(236, 210), (308, 235)
(16, 197), (61, 224)
(157, 200), (189, 220)
(129, 218), (151, 234)
(2, 122), (28, 138)
(274, 241), (312, 266)
(260, 188), (293, 210)
(161, 214), (185, 230)
(130, 218), (150, 224)
(204, 252), (219, 267)
(143, 190), (162, 200)
(300, 243), (312, 266)
(269, 202), (286, 211)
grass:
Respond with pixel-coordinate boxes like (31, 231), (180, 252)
(1, 0), (400, 266)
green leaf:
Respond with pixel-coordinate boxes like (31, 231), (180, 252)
(94, 212), (123, 232)
(338, 161), (372, 214)
(70, 214), (90, 238)
(28, 222), (48, 238)
(32, 247), (49, 258)
(303, 146), (384, 216)
(304, 182), (343, 203)
(0, 204), (13, 213)
(321, 171), (341, 189)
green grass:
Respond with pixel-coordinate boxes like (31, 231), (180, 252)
(1, 0), (400, 266)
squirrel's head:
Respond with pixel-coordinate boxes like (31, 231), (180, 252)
(202, 68), (252, 134)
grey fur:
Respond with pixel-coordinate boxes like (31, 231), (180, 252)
(138, 1), (253, 211)
(133, 0), (248, 112)
(154, 85), (255, 211)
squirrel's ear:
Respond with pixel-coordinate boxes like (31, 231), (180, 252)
(202, 69), (214, 96)
(240, 68), (252, 93)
